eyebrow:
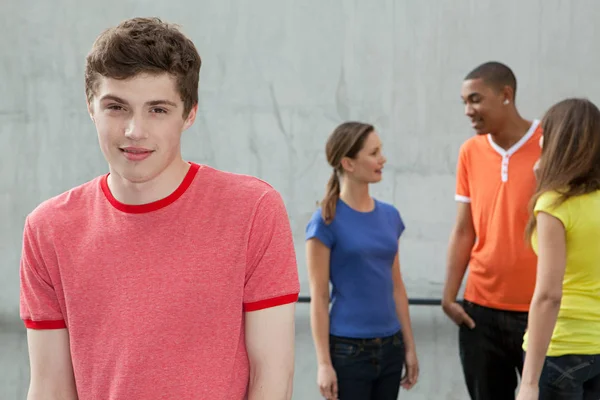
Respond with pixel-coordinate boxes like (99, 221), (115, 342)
(99, 94), (177, 107)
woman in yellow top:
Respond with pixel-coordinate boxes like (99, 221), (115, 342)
(517, 98), (600, 400)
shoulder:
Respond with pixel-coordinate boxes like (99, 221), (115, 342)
(374, 199), (397, 211)
(535, 190), (569, 211)
(375, 199), (401, 217)
(375, 199), (405, 236)
(26, 176), (102, 232)
(538, 189), (599, 212)
(534, 190), (582, 230)
(306, 206), (329, 229)
(459, 134), (488, 155)
(305, 205), (336, 246)
(197, 165), (281, 208)
(456, 136), (488, 169)
(536, 190), (561, 204)
(534, 190), (576, 226)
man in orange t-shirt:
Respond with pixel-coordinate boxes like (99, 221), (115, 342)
(442, 62), (542, 400)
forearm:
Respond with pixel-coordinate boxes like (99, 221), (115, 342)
(442, 231), (474, 304)
(27, 386), (78, 400)
(394, 283), (415, 351)
(245, 302), (296, 400)
(247, 367), (293, 400)
(310, 298), (332, 366)
(521, 296), (561, 385)
(27, 361), (78, 400)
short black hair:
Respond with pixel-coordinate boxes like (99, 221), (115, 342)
(465, 61), (517, 99)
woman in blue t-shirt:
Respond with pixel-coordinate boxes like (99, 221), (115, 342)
(305, 121), (419, 400)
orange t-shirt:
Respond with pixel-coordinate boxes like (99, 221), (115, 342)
(455, 120), (542, 312)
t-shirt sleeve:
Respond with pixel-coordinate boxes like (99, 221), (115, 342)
(305, 209), (335, 248)
(534, 191), (572, 230)
(19, 217), (66, 329)
(455, 144), (471, 203)
(395, 208), (406, 239)
(243, 189), (300, 312)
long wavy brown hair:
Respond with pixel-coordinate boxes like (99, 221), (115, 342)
(525, 98), (600, 240)
(320, 122), (374, 224)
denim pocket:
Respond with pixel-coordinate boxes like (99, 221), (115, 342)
(331, 342), (360, 358)
(543, 355), (595, 390)
(392, 332), (404, 349)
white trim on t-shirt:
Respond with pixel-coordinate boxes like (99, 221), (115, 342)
(487, 119), (540, 182)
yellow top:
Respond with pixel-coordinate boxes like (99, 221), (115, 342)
(523, 190), (600, 356)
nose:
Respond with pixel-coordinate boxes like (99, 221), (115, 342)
(465, 103), (475, 117)
(124, 115), (149, 140)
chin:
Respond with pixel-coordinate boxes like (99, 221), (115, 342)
(118, 170), (155, 184)
(474, 127), (488, 135)
(111, 162), (159, 184)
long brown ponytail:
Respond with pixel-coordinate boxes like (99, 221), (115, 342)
(321, 170), (341, 223)
(320, 122), (374, 223)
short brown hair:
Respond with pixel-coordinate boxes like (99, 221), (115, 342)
(320, 122), (374, 224)
(85, 17), (201, 117)
(525, 98), (600, 240)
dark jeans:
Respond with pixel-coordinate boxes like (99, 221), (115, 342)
(330, 330), (405, 400)
(459, 300), (528, 400)
(537, 354), (600, 399)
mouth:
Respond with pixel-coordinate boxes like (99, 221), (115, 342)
(120, 147), (154, 161)
(471, 116), (484, 128)
(120, 147), (153, 153)
(375, 168), (383, 174)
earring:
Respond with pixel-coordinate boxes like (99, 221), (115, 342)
(503, 99), (510, 105)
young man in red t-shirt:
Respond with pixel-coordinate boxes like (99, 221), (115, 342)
(19, 17), (300, 400)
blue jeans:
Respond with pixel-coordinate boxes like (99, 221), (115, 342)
(330, 330), (405, 400)
(538, 354), (600, 399)
(459, 301), (528, 400)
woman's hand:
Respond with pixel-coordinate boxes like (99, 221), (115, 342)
(401, 347), (419, 390)
(317, 363), (338, 400)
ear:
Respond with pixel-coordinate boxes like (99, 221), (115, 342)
(340, 156), (354, 173)
(87, 101), (95, 123)
(182, 103), (198, 131)
(502, 85), (515, 104)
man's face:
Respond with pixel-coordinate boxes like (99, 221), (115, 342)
(461, 78), (507, 135)
(88, 73), (196, 184)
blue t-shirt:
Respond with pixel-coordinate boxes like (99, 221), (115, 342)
(305, 198), (405, 338)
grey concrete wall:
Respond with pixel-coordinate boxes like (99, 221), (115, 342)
(1, 0), (598, 398)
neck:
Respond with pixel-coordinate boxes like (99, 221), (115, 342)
(489, 110), (532, 150)
(107, 157), (190, 205)
(339, 178), (373, 212)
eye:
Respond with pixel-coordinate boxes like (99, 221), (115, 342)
(151, 108), (167, 114)
(107, 104), (124, 111)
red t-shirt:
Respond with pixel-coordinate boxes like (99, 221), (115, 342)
(19, 162), (300, 399)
